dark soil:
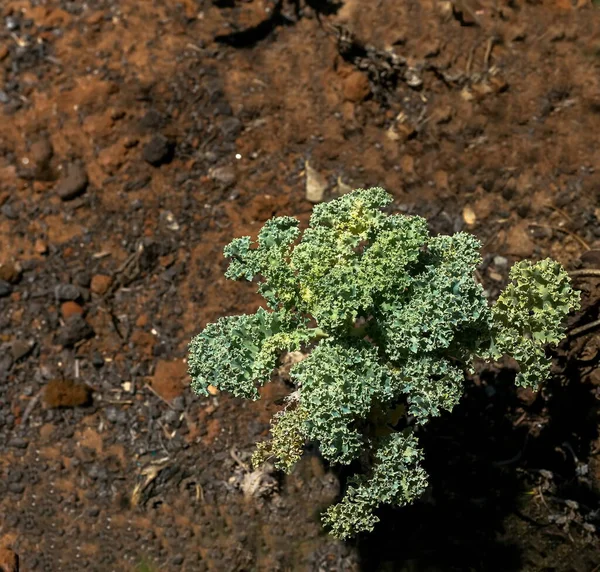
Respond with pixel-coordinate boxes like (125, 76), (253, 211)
(1, 1), (599, 570)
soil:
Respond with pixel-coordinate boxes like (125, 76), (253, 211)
(0, 0), (599, 571)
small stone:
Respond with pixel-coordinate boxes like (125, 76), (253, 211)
(55, 315), (95, 347)
(27, 138), (54, 180)
(171, 555), (184, 566)
(0, 353), (13, 382)
(305, 161), (327, 203)
(90, 274), (112, 295)
(87, 507), (100, 517)
(0, 546), (19, 572)
(462, 206), (477, 226)
(8, 436), (29, 449)
(30, 138), (53, 165)
(8, 482), (25, 494)
(56, 283), (81, 301)
(493, 255), (508, 268)
(61, 301), (84, 319)
(0, 91), (10, 104)
(5, 16), (19, 31)
(207, 384), (219, 396)
(219, 117), (242, 139)
(0, 280), (12, 297)
(142, 135), (174, 167)
(1, 203), (17, 220)
(10, 340), (34, 361)
(0, 262), (21, 284)
(91, 352), (105, 368)
(56, 162), (88, 201)
(43, 379), (91, 408)
(343, 71), (370, 102)
(34, 239), (48, 254)
(208, 165), (236, 187)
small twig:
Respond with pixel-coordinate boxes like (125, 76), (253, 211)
(528, 223), (590, 251)
(569, 269), (600, 278)
(483, 36), (495, 70)
(20, 388), (44, 427)
(144, 383), (175, 409)
(569, 319), (600, 338)
(465, 42), (476, 75)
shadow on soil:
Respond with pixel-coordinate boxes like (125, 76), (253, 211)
(354, 352), (600, 572)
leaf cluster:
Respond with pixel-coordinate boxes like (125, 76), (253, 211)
(188, 188), (580, 539)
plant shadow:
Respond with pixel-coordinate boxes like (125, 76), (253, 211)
(354, 351), (599, 571)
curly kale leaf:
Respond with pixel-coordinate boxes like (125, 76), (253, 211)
(224, 216), (300, 309)
(488, 258), (580, 388)
(392, 356), (465, 422)
(252, 406), (309, 473)
(379, 233), (491, 359)
(291, 191), (430, 332)
(290, 340), (396, 464)
(322, 431), (428, 539)
(188, 308), (314, 399)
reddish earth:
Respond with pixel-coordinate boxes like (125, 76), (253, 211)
(0, 0), (599, 570)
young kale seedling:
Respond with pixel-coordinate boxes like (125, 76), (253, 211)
(188, 188), (580, 539)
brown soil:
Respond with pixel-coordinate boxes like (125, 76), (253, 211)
(0, 1), (599, 570)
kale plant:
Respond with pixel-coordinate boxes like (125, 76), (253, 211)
(188, 188), (580, 539)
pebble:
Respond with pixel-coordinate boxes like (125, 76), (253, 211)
(34, 239), (48, 254)
(219, 117), (242, 139)
(91, 352), (105, 368)
(55, 315), (94, 347)
(1, 202), (18, 220)
(0, 279), (12, 297)
(0, 546), (19, 572)
(8, 436), (29, 449)
(30, 138), (53, 167)
(43, 379), (91, 408)
(493, 255), (508, 268)
(10, 339), (34, 361)
(172, 555), (185, 565)
(61, 301), (84, 319)
(305, 161), (327, 203)
(142, 134), (174, 166)
(0, 262), (21, 284)
(5, 16), (19, 31)
(208, 165), (236, 187)
(90, 274), (112, 295)
(56, 162), (88, 201)
(0, 90), (9, 104)
(0, 354), (14, 382)
(8, 482), (25, 494)
(56, 283), (81, 301)
(343, 71), (370, 102)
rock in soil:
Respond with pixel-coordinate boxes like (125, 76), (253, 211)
(10, 339), (34, 361)
(0, 262), (21, 284)
(43, 379), (91, 408)
(55, 283), (81, 301)
(0, 280), (12, 297)
(56, 162), (88, 201)
(0, 546), (19, 572)
(90, 274), (113, 295)
(142, 134), (174, 166)
(55, 315), (94, 347)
